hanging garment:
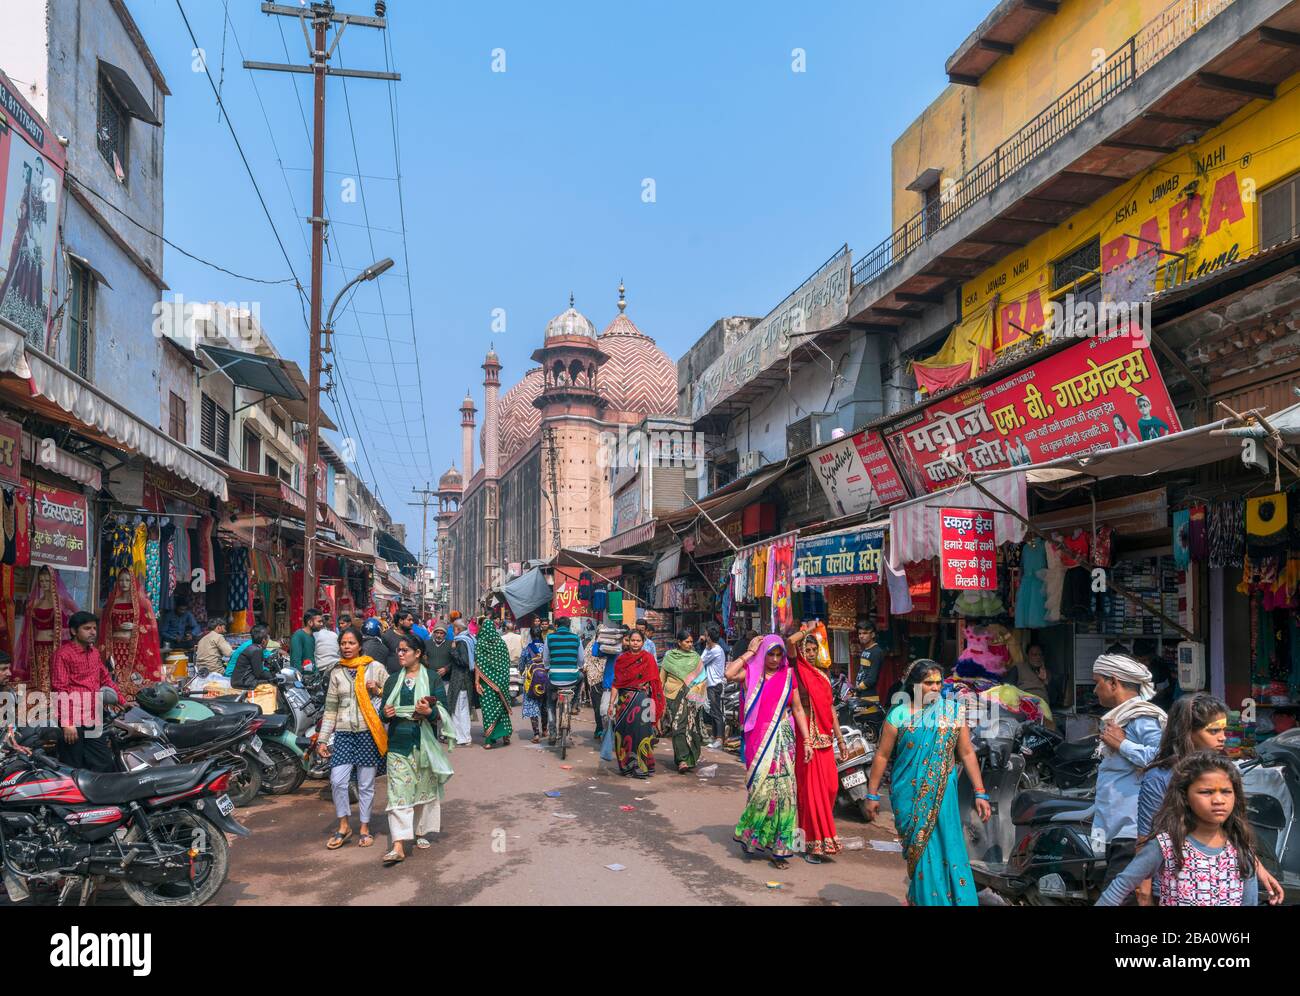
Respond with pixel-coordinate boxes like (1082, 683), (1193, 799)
(590, 587), (608, 613)
(1247, 494), (1289, 558)
(771, 541), (795, 631)
(885, 549), (912, 617)
(160, 524), (175, 614)
(226, 547), (250, 613)
(1092, 524), (1114, 569)
(0, 489), (15, 565)
(1209, 497), (1245, 569)
(198, 516), (216, 585)
(14, 488), (28, 567)
(1014, 538), (1048, 629)
(1173, 509), (1191, 569)
(1188, 505), (1208, 562)
(577, 571), (594, 602)
(825, 586), (858, 631)
(132, 523), (148, 579)
(145, 537), (162, 612)
(1041, 542), (1066, 623)
(606, 588), (623, 622)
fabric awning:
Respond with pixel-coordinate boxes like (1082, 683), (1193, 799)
(549, 547), (651, 570)
(317, 538), (375, 565)
(661, 462), (789, 532)
(653, 545), (685, 586)
(226, 468), (305, 518)
(22, 432), (102, 490)
(0, 320), (227, 499)
(502, 567), (552, 619)
(889, 472), (1028, 565)
(600, 520), (657, 554)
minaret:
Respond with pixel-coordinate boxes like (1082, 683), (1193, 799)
(459, 391), (476, 480)
(482, 346), (502, 478)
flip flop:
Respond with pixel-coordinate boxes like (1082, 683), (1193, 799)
(415, 837), (432, 850)
(326, 829), (352, 850)
(358, 833), (375, 848)
(531, 735), (541, 744)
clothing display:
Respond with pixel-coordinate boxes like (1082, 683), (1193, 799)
(1014, 537), (1048, 628)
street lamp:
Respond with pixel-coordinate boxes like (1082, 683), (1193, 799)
(303, 256), (396, 616)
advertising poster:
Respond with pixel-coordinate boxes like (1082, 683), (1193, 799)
(939, 508), (996, 591)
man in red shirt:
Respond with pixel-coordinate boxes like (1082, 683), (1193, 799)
(50, 611), (121, 772)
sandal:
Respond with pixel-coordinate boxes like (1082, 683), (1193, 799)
(800, 852), (824, 865)
(358, 833), (375, 848)
(382, 849), (405, 866)
(415, 837), (432, 850)
(771, 858), (791, 870)
(532, 735), (541, 744)
(326, 829), (352, 850)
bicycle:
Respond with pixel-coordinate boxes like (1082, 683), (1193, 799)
(553, 684), (576, 761)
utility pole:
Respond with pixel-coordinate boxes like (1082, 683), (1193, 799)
(245, 2), (399, 615)
(543, 426), (562, 554)
(409, 482), (437, 618)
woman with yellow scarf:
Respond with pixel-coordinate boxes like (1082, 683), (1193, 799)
(319, 626), (391, 850)
(660, 630), (708, 773)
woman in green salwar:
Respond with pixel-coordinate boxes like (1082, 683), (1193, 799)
(474, 618), (514, 748)
(660, 630), (708, 773)
(380, 633), (455, 866)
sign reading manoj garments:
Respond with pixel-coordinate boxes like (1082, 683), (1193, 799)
(690, 247), (851, 419)
(939, 508), (997, 591)
(886, 331), (1180, 495)
(31, 483), (90, 571)
(794, 526), (884, 590)
(0, 68), (67, 351)
(809, 428), (909, 516)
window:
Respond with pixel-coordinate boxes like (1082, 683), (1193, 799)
(270, 411), (286, 435)
(243, 428), (262, 474)
(168, 392), (186, 443)
(96, 73), (129, 181)
(200, 393), (230, 459)
(786, 415), (813, 455)
(67, 260), (95, 377)
(265, 455), (280, 481)
(1052, 237), (1101, 291)
(279, 465), (293, 486)
(1261, 172), (1300, 249)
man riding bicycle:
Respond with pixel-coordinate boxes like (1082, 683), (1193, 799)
(543, 617), (583, 747)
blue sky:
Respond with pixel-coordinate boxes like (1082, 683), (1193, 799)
(131, 0), (981, 545)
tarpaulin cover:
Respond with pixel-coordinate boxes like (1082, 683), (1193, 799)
(502, 567), (552, 618)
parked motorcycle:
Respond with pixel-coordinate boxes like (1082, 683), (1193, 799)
(1017, 721), (1101, 791)
(1241, 727), (1300, 904)
(0, 735), (246, 907)
(833, 725), (876, 819)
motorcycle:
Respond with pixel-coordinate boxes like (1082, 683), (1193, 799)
(833, 680), (887, 745)
(1241, 727), (1300, 904)
(1017, 721), (1101, 791)
(833, 725), (876, 819)
(111, 705), (273, 809)
(0, 735), (246, 907)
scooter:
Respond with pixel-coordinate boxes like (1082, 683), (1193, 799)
(833, 725), (876, 820)
(1017, 721), (1101, 791)
(1241, 727), (1300, 904)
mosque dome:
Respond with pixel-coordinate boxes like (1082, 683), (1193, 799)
(594, 287), (678, 416)
(498, 367), (545, 463)
(544, 295), (598, 340)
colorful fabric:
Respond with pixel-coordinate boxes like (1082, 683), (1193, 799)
(335, 655), (388, 755)
(612, 686), (656, 776)
(734, 661), (798, 858)
(661, 670), (706, 769)
(145, 538), (161, 611)
(1154, 832), (1245, 906)
(475, 619), (513, 744)
(886, 696), (978, 906)
(98, 569), (165, 700)
(613, 650), (664, 721)
(131, 524), (147, 580)
(330, 729), (382, 769)
(1209, 497), (1245, 569)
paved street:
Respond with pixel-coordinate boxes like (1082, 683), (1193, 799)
(215, 709), (908, 906)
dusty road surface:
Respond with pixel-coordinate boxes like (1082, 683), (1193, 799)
(214, 708), (909, 906)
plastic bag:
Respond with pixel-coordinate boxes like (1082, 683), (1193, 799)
(600, 721), (615, 762)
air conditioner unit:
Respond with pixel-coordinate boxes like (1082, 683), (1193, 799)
(738, 450), (764, 475)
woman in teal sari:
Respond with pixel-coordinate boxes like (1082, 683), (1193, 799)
(864, 660), (991, 905)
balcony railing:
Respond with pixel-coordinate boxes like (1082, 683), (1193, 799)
(851, 0), (1236, 290)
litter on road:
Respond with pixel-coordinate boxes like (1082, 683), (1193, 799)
(605, 863), (626, 872)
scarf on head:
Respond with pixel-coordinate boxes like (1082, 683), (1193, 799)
(338, 654), (387, 755)
(662, 647), (702, 684)
(1093, 654), (1166, 757)
(742, 635), (791, 736)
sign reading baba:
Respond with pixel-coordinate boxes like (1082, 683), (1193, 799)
(939, 508), (996, 591)
(886, 331), (1179, 494)
(809, 428), (909, 516)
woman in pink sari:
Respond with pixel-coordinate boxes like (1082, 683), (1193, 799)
(99, 568), (164, 699)
(726, 634), (812, 869)
(13, 566), (79, 693)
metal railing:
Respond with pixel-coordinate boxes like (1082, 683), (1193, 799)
(851, 0), (1236, 290)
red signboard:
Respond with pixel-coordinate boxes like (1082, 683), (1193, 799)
(30, 483), (90, 572)
(939, 508), (997, 591)
(886, 331), (1180, 494)
(853, 430), (909, 505)
(552, 567), (584, 619)
(0, 415), (20, 485)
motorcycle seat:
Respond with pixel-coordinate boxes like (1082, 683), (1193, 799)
(1054, 739), (1099, 764)
(76, 761), (213, 804)
(1011, 790), (1094, 826)
(164, 716), (248, 750)
(258, 714), (290, 736)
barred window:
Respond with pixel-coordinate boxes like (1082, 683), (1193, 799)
(1051, 237), (1100, 291)
(96, 73), (129, 181)
(67, 260), (95, 377)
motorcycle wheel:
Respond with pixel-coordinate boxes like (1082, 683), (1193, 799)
(120, 810), (229, 908)
(227, 757), (263, 808)
(260, 742), (308, 795)
(1023, 888), (1065, 906)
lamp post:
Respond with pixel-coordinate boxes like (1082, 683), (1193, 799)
(303, 256), (394, 615)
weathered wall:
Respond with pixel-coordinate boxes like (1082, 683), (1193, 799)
(157, 339), (194, 443)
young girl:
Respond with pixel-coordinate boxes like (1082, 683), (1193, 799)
(1098, 751), (1279, 905)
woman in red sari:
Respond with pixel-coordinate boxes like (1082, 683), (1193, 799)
(607, 630), (665, 779)
(789, 625), (848, 862)
(99, 568), (164, 700)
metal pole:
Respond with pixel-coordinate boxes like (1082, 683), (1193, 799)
(302, 5), (329, 617)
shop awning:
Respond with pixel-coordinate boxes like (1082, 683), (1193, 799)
(889, 472), (1028, 565)
(600, 520), (657, 554)
(0, 320), (227, 499)
(199, 344), (303, 401)
(662, 462), (789, 530)
(317, 538), (375, 565)
(226, 468), (306, 518)
(502, 566), (552, 619)
(653, 544), (685, 586)
(549, 547), (650, 570)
